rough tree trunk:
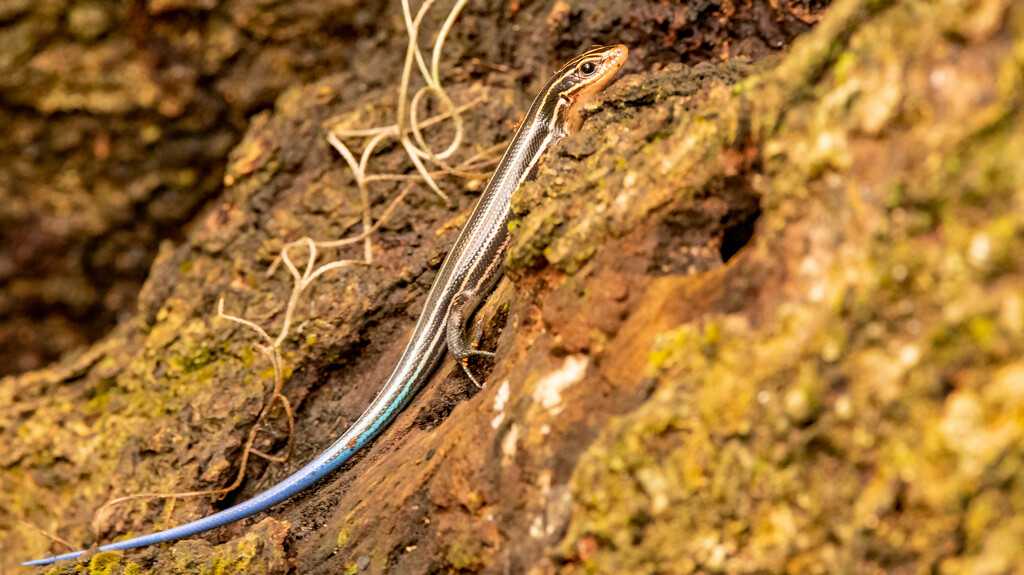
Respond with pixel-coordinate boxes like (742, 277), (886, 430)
(3, 0), (1023, 573)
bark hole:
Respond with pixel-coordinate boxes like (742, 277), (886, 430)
(650, 174), (761, 275)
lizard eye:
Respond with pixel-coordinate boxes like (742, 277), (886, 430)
(579, 61), (597, 75)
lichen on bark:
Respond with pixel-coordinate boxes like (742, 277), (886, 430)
(554, 0), (1024, 573)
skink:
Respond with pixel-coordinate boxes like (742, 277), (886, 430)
(25, 44), (628, 566)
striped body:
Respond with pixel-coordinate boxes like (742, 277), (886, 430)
(24, 44), (627, 567)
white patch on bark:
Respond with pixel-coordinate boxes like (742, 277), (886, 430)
(533, 355), (589, 415)
(491, 380), (510, 429)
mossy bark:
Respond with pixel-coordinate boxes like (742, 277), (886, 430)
(0, 0), (372, 375)
(5, 0), (1021, 573)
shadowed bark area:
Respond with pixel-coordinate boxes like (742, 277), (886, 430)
(0, 0), (377, 376)
(7, 0), (1023, 573)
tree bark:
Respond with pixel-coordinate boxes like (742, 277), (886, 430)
(7, 0), (1022, 573)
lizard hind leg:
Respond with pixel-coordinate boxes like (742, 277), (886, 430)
(446, 289), (496, 388)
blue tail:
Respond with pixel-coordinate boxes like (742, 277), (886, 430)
(23, 423), (371, 566)
(23, 343), (433, 567)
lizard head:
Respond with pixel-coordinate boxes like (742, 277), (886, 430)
(552, 44), (629, 135)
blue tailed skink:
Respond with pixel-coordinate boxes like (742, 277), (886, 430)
(25, 44), (628, 566)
